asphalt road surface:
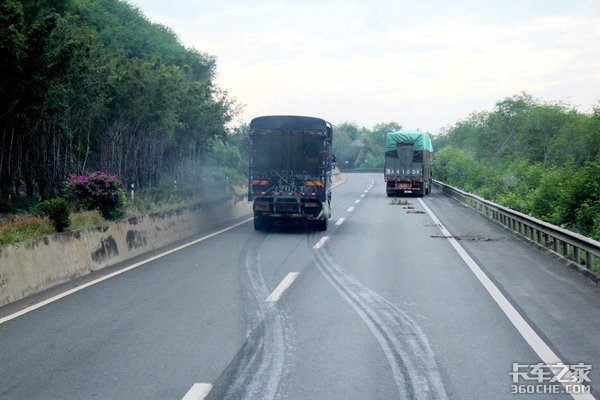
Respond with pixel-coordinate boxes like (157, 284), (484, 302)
(1, 173), (599, 400)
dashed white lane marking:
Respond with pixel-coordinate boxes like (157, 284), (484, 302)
(354, 199), (361, 204)
(313, 236), (330, 249)
(0, 218), (254, 325)
(265, 272), (300, 302)
(181, 383), (212, 400)
(360, 194), (365, 198)
(417, 198), (596, 400)
(347, 206), (355, 212)
(336, 218), (346, 226)
(364, 190), (369, 193)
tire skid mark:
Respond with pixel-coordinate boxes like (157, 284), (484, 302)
(220, 234), (289, 400)
(314, 248), (448, 400)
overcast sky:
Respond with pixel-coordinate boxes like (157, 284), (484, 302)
(130, 0), (600, 133)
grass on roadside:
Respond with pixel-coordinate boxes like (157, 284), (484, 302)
(0, 183), (247, 246)
(125, 187), (200, 217)
(0, 217), (54, 246)
(0, 210), (107, 247)
(124, 184), (245, 217)
(69, 210), (106, 231)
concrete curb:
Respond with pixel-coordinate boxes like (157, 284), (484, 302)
(0, 197), (252, 306)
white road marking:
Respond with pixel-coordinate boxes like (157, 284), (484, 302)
(182, 383), (212, 400)
(347, 206), (355, 212)
(0, 218), (254, 325)
(364, 190), (369, 193)
(360, 194), (365, 198)
(332, 177), (346, 188)
(354, 199), (361, 204)
(265, 272), (300, 302)
(417, 198), (596, 400)
(313, 236), (329, 249)
(335, 218), (345, 226)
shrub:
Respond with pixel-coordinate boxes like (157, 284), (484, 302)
(37, 198), (71, 232)
(66, 172), (126, 220)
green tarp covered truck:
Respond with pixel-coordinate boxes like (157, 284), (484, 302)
(384, 130), (433, 197)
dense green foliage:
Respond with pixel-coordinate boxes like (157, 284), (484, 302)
(433, 94), (600, 240)
(0, 0), (235, 204)
(37, 197), (70, 232)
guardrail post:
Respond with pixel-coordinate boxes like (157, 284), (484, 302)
(584, 251), (592, 270)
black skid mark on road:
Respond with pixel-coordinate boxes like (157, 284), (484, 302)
(210, 234), (291, 400)
(430, 234), (505, 242)
(313, 249), (449, 400)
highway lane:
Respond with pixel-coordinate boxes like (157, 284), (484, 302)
(1, 173), (599, 399)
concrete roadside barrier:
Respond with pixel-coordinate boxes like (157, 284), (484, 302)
(0, 196), (252, 306)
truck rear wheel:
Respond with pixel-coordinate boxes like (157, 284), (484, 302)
(254, 216), (270, 231)
(315, 218), (328, 231)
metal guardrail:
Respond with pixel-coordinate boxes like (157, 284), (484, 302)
(433, 180), (600, 280)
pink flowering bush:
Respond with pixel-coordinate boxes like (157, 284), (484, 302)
(66, 172), (126, 220)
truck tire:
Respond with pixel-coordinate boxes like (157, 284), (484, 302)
(315, 218), (328, 231)
(254, 216), (269, 231)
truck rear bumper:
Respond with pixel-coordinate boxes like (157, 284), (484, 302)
(385, 178), (426, 196)
(253, 197), (328, 220)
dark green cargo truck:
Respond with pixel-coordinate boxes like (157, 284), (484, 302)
(248, 115), (333, 231)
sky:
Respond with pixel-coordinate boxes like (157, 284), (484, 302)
(130, 0), (600, 134)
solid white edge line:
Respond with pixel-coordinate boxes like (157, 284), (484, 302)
(313, 236), (329, 249)
(265, 272), (300, 302)
(335, 218), (345, 226)
(0, 217), (254, 325)
(182, 383), (213, 400)
(332, 177), (347, 188)
(347, 206), (355, 212)
(417, 198), (595, 400)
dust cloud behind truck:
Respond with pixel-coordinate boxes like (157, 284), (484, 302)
(248, 115), (333, 231)
(384, 130), (433, 197)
